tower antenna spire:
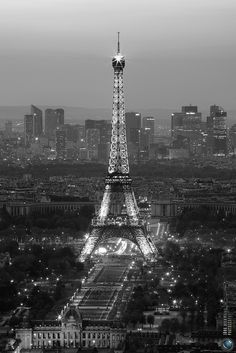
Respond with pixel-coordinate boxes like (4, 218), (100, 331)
(117, 32), (120, 53)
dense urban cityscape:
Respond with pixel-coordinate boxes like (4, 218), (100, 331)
(1, 103), (236, 166)
(1, 1), (236, 353)
(1, 93), (236, 352)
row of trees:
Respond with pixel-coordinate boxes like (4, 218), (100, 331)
(1, 161), (236, 179)
(0, 242), (84, 312)
(162, 241), (222, 330)
(176, 206), (236, 235)
(122, 284), (162, 328)
(8, 281), (65, 326)
(123, 241), (223, 332)
(28, 283), (63, 320)
(0, 205), (94, 232)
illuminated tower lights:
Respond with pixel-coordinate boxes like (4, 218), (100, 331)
(79, 34), (157, 262)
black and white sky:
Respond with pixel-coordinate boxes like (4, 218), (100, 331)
(0, 0), (235, 110)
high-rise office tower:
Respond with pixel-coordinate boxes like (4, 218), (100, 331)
(171, 105), (202, 136)
(24, 105), (43, 145)
(139, 128), (151, 161)
(229, 124), (236, 152)
(24, 115), (34, 146)
(98, 142), (111, 162)
(171, 105), (202, 155)
(142, 116), (155, 143)
(181, 105), (198, 114)
(45, 109), (64, 137)
(58, 124), (85, 145)
(55, 129), (66, 160)
(62, 124), (77, 143)
(85, 120), (111, 144)
(31, 105), (43, 137)
(85, 120), (111, 161)
(125, 112), (141, 144)
(140, 117), (154, 161)
(125, 112), (141, 161)
(74, 125), (85, 146)
(207, 105), (227, 156)
(5, 121), (13, 137)
(86, 128), (100, 160)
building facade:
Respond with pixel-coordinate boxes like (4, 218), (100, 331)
(55, 129), (66, 159)
(207, 105), (227, 156)
(16, 307), (126, 350)
(125, 112), (141, 162)
(223, 282), (236, 336)
(142, 116), (155, 143)
(171, 105), (202, 156)
(24, 106), (43, 145)
(85, 120), (111, 161)
(31, 105), (43, 137)
(5, 120), (13, 137)
(24, 115), (34, 146)
(86, 128), (100, 160)
(45, 109), (64, 138)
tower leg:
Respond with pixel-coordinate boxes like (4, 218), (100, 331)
(78, 228), (101, 262)
(135, 228), (156, 259)
(98, 185), (111, 223)
(124, 187), (139, 223)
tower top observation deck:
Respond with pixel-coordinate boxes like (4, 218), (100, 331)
(112, 32), (125, 70)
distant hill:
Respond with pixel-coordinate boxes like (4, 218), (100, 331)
(0, 106), (29, 122)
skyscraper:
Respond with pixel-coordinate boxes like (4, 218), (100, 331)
(207, 105), (227, 156)
(142, 116), (155, 143)
(125, 112), (141, 144)
(73, 125), (85, 146)
(86, 128), (100, 160)
(24, 105), (43, 145)
(85, 120), (111, 144)
(229, 124), (236, 152)
(85, 120), (111, 161)
(171, 105), (202, 155)
(55, 129), (66, 160)
(171, 105), (202, 136)
(181, 105), (198, 114)
(139, 128), (151, 161)
(5, 121), (13, 137)
(31, 105), (43, 137)
(45, 109), (64, 137)
(24, 115), (34, 146)
(125, 112), (141, 161)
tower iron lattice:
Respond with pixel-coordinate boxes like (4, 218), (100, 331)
(79, 34), (157, 262)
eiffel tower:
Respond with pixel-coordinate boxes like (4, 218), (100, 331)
(79, 34), (156, 262)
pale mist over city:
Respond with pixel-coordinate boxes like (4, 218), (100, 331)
(0, 1), (236, 353)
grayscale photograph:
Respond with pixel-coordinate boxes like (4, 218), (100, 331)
(0, 1), (236, 353)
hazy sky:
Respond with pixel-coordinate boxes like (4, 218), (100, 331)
(0, 0), (236, 110)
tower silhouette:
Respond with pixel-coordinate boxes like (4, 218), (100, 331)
(79, 34), (156, 262)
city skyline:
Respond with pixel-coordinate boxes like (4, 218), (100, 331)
(1, 7), (236, 350)
(0, 0), (235, 110)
